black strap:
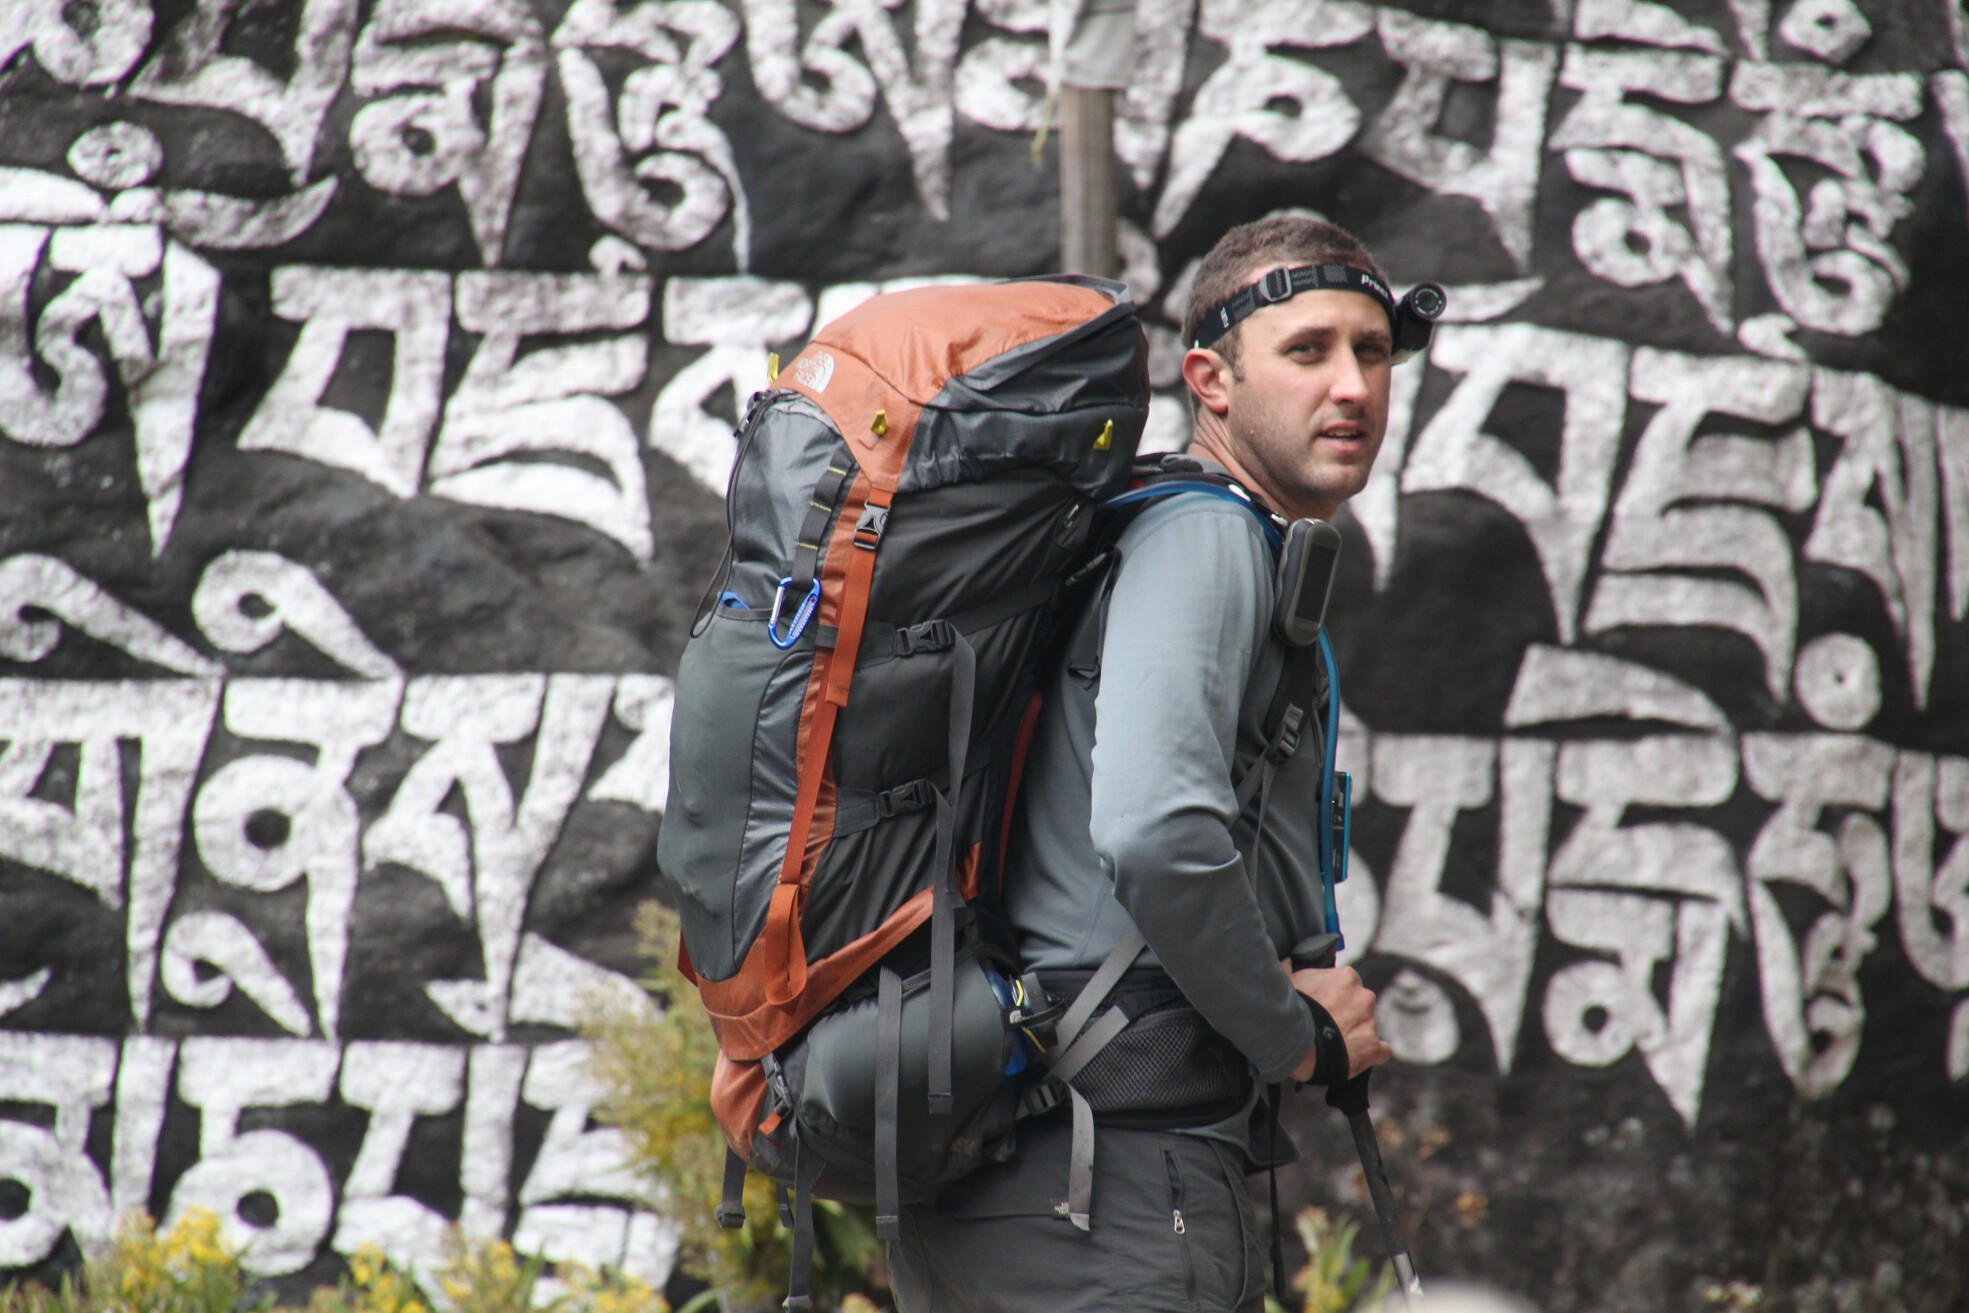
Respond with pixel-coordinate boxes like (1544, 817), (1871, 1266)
(927, 631), (976, 1117)
(816, 577), (1062, 660)
(1233, 641), (1325, 883)
(788, 462), (854, 599)
(1065, 551), (1122, 683)
(1192, 263), (1397, 349)
(784, 1139), (820, 1313)
(716, 1147), (748, 1229)
(1236, 643), (1323, 805)
(1269, 1084), (1289, 1304)
(774, 1183), (794, 1231)
(833, 778), (939, 837)
(875, 964), (903, 1241)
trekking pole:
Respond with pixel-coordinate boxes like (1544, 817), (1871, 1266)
(1292, 934), (1425, 1310)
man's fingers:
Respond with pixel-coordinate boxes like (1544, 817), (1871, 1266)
(1348, 1034), (1395, 1075)
(1286, 964), (1397, 1075)
(1342, 1032), (1392, 1076)
(1288, 966), (1375, 1024)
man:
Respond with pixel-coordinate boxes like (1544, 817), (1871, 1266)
(888, 215), (1400, 1312)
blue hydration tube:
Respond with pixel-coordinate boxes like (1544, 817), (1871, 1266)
(1316, 628), (1344, 950)
(1101, 481), (1284, 549)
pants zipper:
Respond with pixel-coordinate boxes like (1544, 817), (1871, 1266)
(1164, 1149), (1198, 1310)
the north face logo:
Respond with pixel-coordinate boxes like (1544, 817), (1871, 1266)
(793, 351), (835, 393)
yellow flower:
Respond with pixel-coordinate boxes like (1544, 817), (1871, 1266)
(349, 1246), (384, 1287)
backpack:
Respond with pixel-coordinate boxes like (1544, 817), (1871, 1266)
(655, 276), (1152, 1307)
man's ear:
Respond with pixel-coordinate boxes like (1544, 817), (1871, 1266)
(1181, 346), (1234, 416)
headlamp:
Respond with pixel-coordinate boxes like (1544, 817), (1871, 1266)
(1192, 264), (1447, 365)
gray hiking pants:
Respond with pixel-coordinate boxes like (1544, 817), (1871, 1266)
(888, 1117), (1267, 1312)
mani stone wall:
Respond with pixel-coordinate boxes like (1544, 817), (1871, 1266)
(2, 0), (1967, 1309)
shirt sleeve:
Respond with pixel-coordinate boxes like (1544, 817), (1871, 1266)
(1085, 499), (1320, 1085)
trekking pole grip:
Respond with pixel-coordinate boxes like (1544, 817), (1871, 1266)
(1325, 1069), (1371, 1115)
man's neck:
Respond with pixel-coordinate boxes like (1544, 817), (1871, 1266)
(1186, 426), (1331, 523)
(1186, 424), (1247, 488)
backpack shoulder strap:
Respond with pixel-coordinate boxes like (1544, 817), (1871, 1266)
(1234, 640), (1326, 810)
(1065, 456), (1286, 684)
(1104, 455), (1286, 548)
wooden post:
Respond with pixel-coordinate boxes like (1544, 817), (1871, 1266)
(1059, 86), (1119, 279)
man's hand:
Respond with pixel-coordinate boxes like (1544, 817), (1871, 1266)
(1286, 964), (1394, 1084)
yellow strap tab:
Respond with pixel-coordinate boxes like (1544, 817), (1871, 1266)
(767, 352), (781, 381)
(1094, 419), (1114, 451)
(871, 409), (889, 437)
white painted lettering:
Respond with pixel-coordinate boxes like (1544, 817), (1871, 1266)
(1586, 349), (1814, 700)
(1403, 324), (1630, 643)
(429, 273), (655, 558)
(236, 266), (452, 499)
(1363, 10), (1557, 272)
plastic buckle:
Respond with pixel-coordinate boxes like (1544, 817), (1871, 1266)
(767, 576), (821, 649)
(895, 619), (956, 656)
(1020, 1081), (1066, 1119)
(760, 1052), (794, 1117)
(1267, 704), (1305, 764)
(715, 1202), (747, 1230)
(1258, 266), (1294, 304)
(854, 502), (889, 548)
(876, 780), (934, 818)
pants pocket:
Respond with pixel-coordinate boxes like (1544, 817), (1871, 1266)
(1122, 1134), (1252, 1313)
(1211, 1140), (1262, 1312)
(1163, 1149), (1200, 1312)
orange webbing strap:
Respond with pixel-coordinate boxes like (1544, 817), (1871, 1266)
(828, 491), (889, 706)
(758, 489), (891, 1007)
(754, 879), (812, 1007)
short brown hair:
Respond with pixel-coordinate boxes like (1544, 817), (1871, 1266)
(1183, 216), (1386, 368)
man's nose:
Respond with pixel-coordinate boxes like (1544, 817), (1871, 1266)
(1330, 349), (1370, 403)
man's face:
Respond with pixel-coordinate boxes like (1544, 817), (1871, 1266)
(1213, 279), (1393, 522)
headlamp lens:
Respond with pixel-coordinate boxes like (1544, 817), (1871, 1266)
(1402, 283), (1447, 321)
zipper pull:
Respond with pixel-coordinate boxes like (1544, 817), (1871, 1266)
(1164, 1150), (1188, 1235)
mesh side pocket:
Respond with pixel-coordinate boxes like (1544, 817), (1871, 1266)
(1067, 1002), (1251, 1116)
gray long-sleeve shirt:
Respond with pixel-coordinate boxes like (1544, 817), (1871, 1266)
(1004, 485), (1333, 1088)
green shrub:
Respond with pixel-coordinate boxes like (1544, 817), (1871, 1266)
(0, 1209), (259, 1313)
(582, 901), (889, 1313)
(0, 1212), (667, 1313)
(1267, 1206), (1396, 1313)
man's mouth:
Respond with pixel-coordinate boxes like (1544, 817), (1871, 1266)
(1318, 424), (1367, 443)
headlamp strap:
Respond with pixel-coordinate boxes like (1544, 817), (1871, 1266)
(1193, 264), (1396, 350)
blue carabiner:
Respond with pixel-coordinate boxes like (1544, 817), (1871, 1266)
(767, 576), (821, 648)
